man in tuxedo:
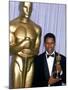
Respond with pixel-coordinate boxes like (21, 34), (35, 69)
(32, 33), (66, 87)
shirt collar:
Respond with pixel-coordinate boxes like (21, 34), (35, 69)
(46, 51), (55, 55)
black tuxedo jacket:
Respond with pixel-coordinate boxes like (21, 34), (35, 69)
(32, 52), (66, 87)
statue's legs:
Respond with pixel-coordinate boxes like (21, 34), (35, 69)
(25, 57), (34, 88)
(9, 55), (23, 88)
(9, 55), (34, 88)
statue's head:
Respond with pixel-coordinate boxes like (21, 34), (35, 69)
(19, 2), (32, 18)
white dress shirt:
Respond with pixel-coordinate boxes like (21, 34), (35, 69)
(46, 51), (55, 76)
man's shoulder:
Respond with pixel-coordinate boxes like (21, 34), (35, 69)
(55, 52), (66, 61)
(56, 52), (66, 57)
(38, 52), (45, 57)
(34, 52), (45, 61)
(34, 52), (45, 66)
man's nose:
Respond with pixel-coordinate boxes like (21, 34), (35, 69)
(48, 45), (52, 48)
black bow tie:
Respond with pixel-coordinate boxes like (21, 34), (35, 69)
(47, 54), (55, 58)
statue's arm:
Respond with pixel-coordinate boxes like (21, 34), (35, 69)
(10, 25), (20, 54)
(33, 27), (42, 55)
(10, 33), (20, 55)
(10, 25), (31, 54)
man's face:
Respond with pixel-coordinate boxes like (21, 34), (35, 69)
(22, 2), (32, 18)
(44, 37), (55, 54)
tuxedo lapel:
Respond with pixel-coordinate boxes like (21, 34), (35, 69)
(52, 52), (58, 75)
(43, 52), (50, 80)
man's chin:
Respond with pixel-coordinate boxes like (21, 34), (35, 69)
(47, 50), (54, 54)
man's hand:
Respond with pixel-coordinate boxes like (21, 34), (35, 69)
(48, 76), (61, 85)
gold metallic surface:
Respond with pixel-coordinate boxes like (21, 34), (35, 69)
(9, 2), (41, 89)
(56, 54), (61, 65)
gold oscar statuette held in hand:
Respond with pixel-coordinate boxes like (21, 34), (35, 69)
(56, 54), (61, 79)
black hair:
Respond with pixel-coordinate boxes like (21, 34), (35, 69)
(44, 33), (56, 43)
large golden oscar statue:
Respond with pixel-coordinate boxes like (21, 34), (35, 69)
(9, 2), (41, 88)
